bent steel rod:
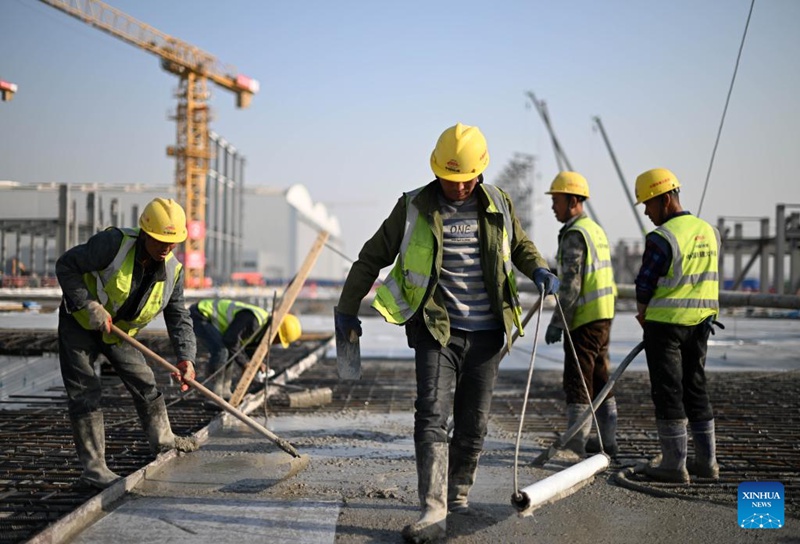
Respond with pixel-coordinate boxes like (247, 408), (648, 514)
(111, 324), (301, 458)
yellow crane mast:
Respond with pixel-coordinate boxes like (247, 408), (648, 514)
(38, 0), (259, 288)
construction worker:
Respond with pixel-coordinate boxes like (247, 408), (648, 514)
(55, 197), (199, 490)
(634, 168), (721, 483)
(335, 122), (559, 543)
(189, 298), (302, 400)
(544, 172), (617, 457)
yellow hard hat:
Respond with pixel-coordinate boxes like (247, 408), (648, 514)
(545, 171), (590, 198)
(430, 122), (490, 182)
(139, 198), (188, 243)
(635, 168), (681, 204)
(277, 313), (302, 348)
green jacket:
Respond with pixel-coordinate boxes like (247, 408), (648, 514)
(338, 181), (548, 346)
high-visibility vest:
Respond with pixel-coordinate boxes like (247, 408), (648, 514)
(645, 215), (720, 325)
(558, 216), (616, 329)
(72, 228), (180, 343)
(196, 299), (269, 336)
(372, 184), (524, 331)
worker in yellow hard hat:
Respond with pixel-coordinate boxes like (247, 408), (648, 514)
(189, 298), (302, 402)
(335, 122), (558, 542)
(633, 168), (721, 483)
(55, 197), (199, 490)
(545, 172), (618, 458)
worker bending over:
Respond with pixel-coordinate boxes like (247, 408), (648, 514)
(189, 298), (302, 400)
(56, 198), (198, 489)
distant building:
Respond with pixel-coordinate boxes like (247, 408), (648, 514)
(0, 180), (347, 286)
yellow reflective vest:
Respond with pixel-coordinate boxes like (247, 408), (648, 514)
(372, 184), (524, 333)
(73, 228), (181, 344)
(197, 299), (269, 335)
(558, 216), (616, 330)
(645, 215), (720, 325)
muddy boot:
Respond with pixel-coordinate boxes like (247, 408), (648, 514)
(644, 419), (690, 483)
(402, 442), (448, 543)
(585, 398), (619, 457)
(72, 411), (122, 489)
(687, 419), (719, 480)
(563, 403), (591, 456)
(447, 444), (480, 515)
(136, 392), (199, 454)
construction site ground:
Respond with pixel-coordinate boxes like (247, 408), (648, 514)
(4, 328), (798, 544)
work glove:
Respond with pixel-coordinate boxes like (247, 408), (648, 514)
(532, 267), (560, 296)
(171, 360), (195, 392)
(335, 310), (362, 342)
(545, 324), (562, 345)
(703, 316), (725, 335)
(86, 300), (112, 333)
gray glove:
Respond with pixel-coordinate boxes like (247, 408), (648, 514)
(545, 324), (562, 344)
(86, 300), (112, 333)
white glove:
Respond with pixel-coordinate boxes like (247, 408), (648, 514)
(86, 301), (112, 333)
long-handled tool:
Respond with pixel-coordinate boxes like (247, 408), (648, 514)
(530, 341), (644, 467)
(510, 294), (614, 516)
(111, 324), (302, 458)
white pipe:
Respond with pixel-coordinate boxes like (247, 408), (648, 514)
(512, 453), (610, 517)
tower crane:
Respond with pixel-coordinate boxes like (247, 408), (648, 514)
(38, 0), (259, 287)
(0, 79), (18, 101)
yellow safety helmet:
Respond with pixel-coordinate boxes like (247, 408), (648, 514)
(545, 171), (590, 198)
(635, 168), (681, 204)
(139, 198), (188, 243)
(430, 122), (490, 182)
(277, 313), (302, 348)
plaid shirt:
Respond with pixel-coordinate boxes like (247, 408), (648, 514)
(634, 211), (692, 305)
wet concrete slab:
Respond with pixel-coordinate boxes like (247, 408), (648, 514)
(70, 423), (340, 544)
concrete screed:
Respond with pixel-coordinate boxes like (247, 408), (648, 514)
(66, 410), (799, 544)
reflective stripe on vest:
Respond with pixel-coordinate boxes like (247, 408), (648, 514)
(371, 184), (523, 331)
(646, 215), (720, 325)
(559, 216), (615, 329)
(197, 299), (269, 335)
(72, 227), (181, 343)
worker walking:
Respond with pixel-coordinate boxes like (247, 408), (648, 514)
(335, 123), (559, 543)
(56, 198), (199, 490)
(544, 172), (618, 457)
(189, 298), (302, 400)
(633, 168), (721, 483)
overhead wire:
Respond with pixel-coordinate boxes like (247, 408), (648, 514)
(697, 0), (756, 217)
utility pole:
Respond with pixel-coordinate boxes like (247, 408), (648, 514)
(525, 90), (602, 227)
(592, 116), (646, 237)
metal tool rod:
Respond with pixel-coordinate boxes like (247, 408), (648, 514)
(531, 341), (644, 466)
(110, 324), (301, 458)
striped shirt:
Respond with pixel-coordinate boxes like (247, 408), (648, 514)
(437, 192), (503, 331)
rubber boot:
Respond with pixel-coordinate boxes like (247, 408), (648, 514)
(585, 398), (619, 457)
(447, 444), (480, 515)
(563, 403), (592, 456)
(402, 442), (448, 543)
(644, 419), (690, 483)
(687, 419), (719, 480)
(136, 392), (199, 454)
(72, 411), (122, 489)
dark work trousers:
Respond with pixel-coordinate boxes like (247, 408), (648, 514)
(411, 324), (504, 457)
(190, 305), (228, 378)
(562, 319), (613, 405)
(643, 320), (714, 422)
(58, 310), (160, 419)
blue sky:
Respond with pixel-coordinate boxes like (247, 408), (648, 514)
(1, 0), (798, 262)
